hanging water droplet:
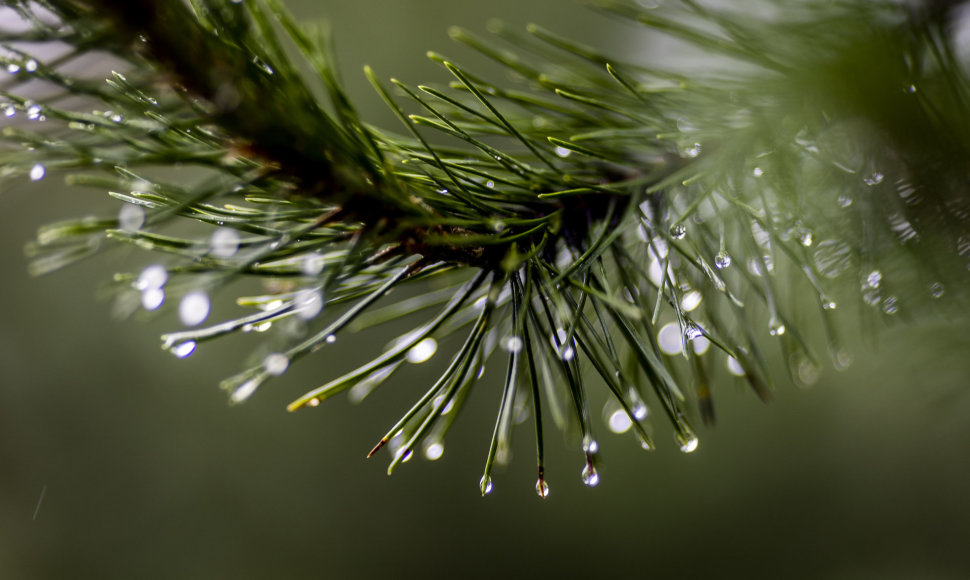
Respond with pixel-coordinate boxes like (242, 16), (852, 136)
(6, 63), (20, 74)
(832, 348), (853, 371)
(793, 354), (821, 387)
(136, 264), (167, 290)
(865, 270), (882, 289)
(209, 227), (240, 259)
(677, 427), (699, 453)
(118, 203), (145, 231)
(692, 335), (710, 355)
(929, 282), (944, 298)
(726, 356), (746, 376)
(768, 316), (786, 336)
(680, 142), (701, 158)
(552, 329), (575, 361)
(2, 102), (15, 117)
(179, 291), (210, 326)
(29, 164), (46, 181)
(406, 337), (438, 364)
(263, 353), (290, 376)
(24, 59), (38, 73)
(714, 252), (732, 269)
(480, 475), (494, 496)
(502, 335), (523, 353)
(252, 321), (272, 333)
(681, 290), (702, 312)
(581, 463), (600, 487)
(485, 180), (495, 188)
(325, 334), (337, 344)
(26, 104), (42, 120)
(109, 112), (123, 123)
(607, 409), (633, 434)
(307, 397), (320, 407)
(820, 294), (837, 310)
(141, 287), (165, 311)
(882, 296), (899, 315)
(294, 288), (324, 320)
(752, 167), (764, 177)
(554, 145), (571, 158)
(170, 340), (196, 359)
(864, 172), (884, 186)
(669, 223), (686, 239)
(252, 55), (274, 75)
(301, 252), (325, 276)
(633, 402), (648, 420)
(423, 441), (444, 461)
(640, 437), (654, 451)
(798, 230), (813, 247)
(231, 379), (260, 403)
(582, 438), (599, 455)
(658, 322), (683, 356)
(535, 478), (550, 498)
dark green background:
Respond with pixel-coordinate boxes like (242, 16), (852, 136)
(2, 2), (969, 578)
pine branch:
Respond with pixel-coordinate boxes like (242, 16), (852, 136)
(3, 0), (968, 496)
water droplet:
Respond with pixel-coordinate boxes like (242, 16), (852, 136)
(171, 340), (196, 359)
(692, 335), (710, 355)
(752, 167), (764, 177)
(863, 288), (881, 306)
(252, 321), (272, 333)
(485, 180), (494, 189)
(832, 348), (853, 371)
(714, 252), (732, 269)
(29, 164), (46, 181)
(582, 438), (599, 455)
(423, 441), (444, 461)
(480, 475), (494, 496)
(726, 356), (745, 376)
(231, 379), (259, 403)
(747, 257), (764, 277)
(677, 428), (699, 453)
(294, 288), (324, 320)
(864, 172), (884, 186)
(658, 322), (683, 356)
(535, 478), (550, 498)
(554, 145), (571, 158)
(837, 192), (853, 208)
(136, 264), (167, 290)
(263, 353), (290, 376)
(24, 59), (38, 73)
(582, 463), (600, 487)
(882, 296), (899, 315)
(820, 294), (837, 310)
(929, 282), (944, 298)
(26, 104), (42, 120)
(552, 329), (575, 361)
(794, 355), (821, 387)
(633, 402), (648, 420)
(814, 240), (852, 279)
(301, 252), (325, 276)
(865, 270), (882, 289)
(325, 334), (337, 344)
(768, 316), (786, 336)
(669, 223), (686, 239)
(141, 287), (165, 311)
(680, 142), (701, 158)
(252, 56), (274, 75)
(640, 437), (654, 450)
(798, 230), (813, 247)
(109, 113), (123, 123)
(502, 335), (523, 353)
(179, 291), (210, 326)
(6, 63), (20, 74)
(307, 397), (320, 407)
(209, 227), (240, 259)
(118, 204), (145, 231)
(680, 290), (702, 312)
(2, 103), (15, 117)
(608, 409), (633, 434)
(406, 337), (438, 364)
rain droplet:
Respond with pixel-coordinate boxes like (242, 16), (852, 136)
(820, 294), (838, 310)
(535, 478), (550, 498)
(485, 180), (494, 188)
(118, 203), (145, 231)
(552, 329), (575, 361)
(752, 167), (764, 177)
(837, 192), (853, 208)
(714, 252), (732, 269)
(2, 103), (15, 117)
(209, 227), (240, 259)
(680, 290), (702, 312)
(554, 145), (571, 158)
(692, 335), (710, 355)
(263, 353), (290, 376)
(798, 230), (813, 247)
(24, 59), (38, 73)
(325, 334), (337, 344)
(307, 397), (320, 407)
(814, 240), (852, 279)
(865, 270), (882, 289)
(768, 316), (786, 336)
(677, 428), (699, 453)
(406, 337), (438, 364)
(294, 288), (324, 320)
(171, 340), (196, 359)
(669, 223), (686, 239)
(423, 441), (444, 461)
(26, 104), (42, 120)
(252, 56), (274, 75)
(794, 355), (821, 387)
(882, 296), (899, 315)
(726, 356), (745, 376)
(480, 475), (494, 496)
(581, 463), (600, 487)
(864, 172), (884, 186)
(179, 291), (210, 326)
(633, 402), (648, 420)
(6, 63), (20, 74)
(680, 142), (701, 158)
(230, 379), (259, 403)
(657, 322), (683, 356)
(29, 164), (46, 181)
(582, 438), (599, 455)
(301, 253), (325, 276)
(141, 288), (165, 311)
(136, 264), (167, 290)
(607, 409), (633, 434)
(502, 335), (523, 353)
(929, 282), (944, 298)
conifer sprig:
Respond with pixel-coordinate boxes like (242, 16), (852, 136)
(2, 0), (967, 495)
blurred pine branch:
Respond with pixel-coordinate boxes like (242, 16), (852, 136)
(2, 0), (968, 496)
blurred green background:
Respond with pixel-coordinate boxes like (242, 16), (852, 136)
(2, 1), (970, 578)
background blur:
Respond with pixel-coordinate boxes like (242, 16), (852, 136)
(2, 1), (970, 578)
